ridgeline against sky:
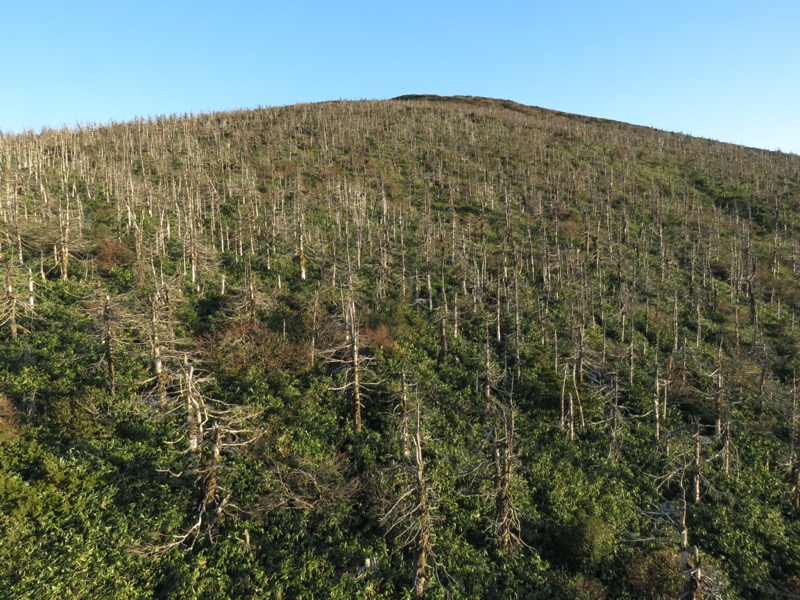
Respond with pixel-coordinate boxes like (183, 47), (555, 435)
(2, 1), (799, 153)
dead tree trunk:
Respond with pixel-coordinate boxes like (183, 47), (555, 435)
(483, 338), (494, 413)
(103, 295), (115, 396)
(721, 401), (732, 476)
(309, 290), (319, 369)
(791, 374), (800, 510)
(183, 363), (204, 454)
(513, 255), (522, 380)
(382, 375), (438, 597)
(412, 400), (432, 598)
(27, 268), (34, 309)
(608, 376), (621, 460)
(438, 294), (448, 360)
(58, 204), (70, 281)
(199, 424), (225, 530)
(347, 296), (363, 436)
(4, 268), (17, 340)
(297, 213), (307, 281)
(567, 392), (575, 442)
(678, 489), (703, 598)
(693, 421), (702, 505)
(493, 391), (521, 552)
(151, 297), (168, 406)
(653, 360), (661, 443)
(399, 372), (411, 459)
(560, 365), (568, 433)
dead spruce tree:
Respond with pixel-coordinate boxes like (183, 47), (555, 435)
(145, 359), (261, 554)
(790, 373), (800, 510)
(325, 281), (375, 436)
(382, 382), (443, 598)
(606, 375), (624, 461)
(490, 385), (523, 552)
(641, 416), (732, 599)
(82, 290), (123, 396)
(1, 266), (24, 339)
(636, 486), (706, 599)
(480, 343), (524, 551)
(221, 259), (273, 322)
(146, 283), (182, 407)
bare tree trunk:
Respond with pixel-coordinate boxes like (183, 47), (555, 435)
(663, 358), (671, 426)
(653, 361), (661, 443)
(695, 302), (702, 348)
(513, 259), (521, 379)
(59, 204), (70, 281)
(426, 271), (433, 312)
(201, 425), (222, 515)
(151, 297), (168, 406)
(567, 392), (575, 442)
(693, 421), (702, 505)
(453, 293), (459, 339)
(348, 297), (363, 436)
(679, 494), (693, 597)
(722, 411), (731, 475)
(560, 366), (567, 432)
(298, 228), (307, 281)
(27, 269), (34, 308)
(309, 290), (318, 369)
(483, 338), (493, 413)
(412, 400), (432, 598)
(5, 269), (17, 340)
(791, 374), (800, 510)
(494, 394), (520, 552)
(576, 324), (585, 385)
(439, 310), (448, 360)
(572, 360), (586, 431)
(184, 363), (203, 454)
(672, 292), (679, 352)
(714, 346), (724, 440)
(400, 372), (410, 459)
(608, 376), (620, 459)
(103, 295), (115, 396)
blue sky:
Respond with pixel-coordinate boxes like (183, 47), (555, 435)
(2, 1), (798, 153)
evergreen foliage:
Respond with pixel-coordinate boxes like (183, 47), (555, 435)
(1, 95), (800, 597)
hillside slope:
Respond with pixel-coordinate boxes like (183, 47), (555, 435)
(1, 97), (800, 598)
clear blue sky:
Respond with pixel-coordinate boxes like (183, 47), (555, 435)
(2, 1), (798, 153)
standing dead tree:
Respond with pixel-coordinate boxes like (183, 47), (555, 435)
(490, 387), (523, 552)
(143, 360), (261, 554)
(560, 358), (587, 440)
(480, 343), (524, 552)
(636, 490), (705, 600)
(639, 417), (726, 599)
(82, 290), (124, 396)
(325, 283), (376, 437)
(146, 284), (182, 406)
(347, 294), (364, 435)
(606, 375), (623, 461)
(0, 264), (39, 340)
(1, 266), (22, 339)
(381, 383), (446, 598)
(657, 420), (712, 508)
(788, 374), (800, 510)
(220, 259), (273, 322)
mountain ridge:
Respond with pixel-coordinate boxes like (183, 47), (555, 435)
(0, 94), (799, 598)
(391, 93), (797, 156)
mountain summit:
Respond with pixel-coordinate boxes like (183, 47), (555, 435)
(1, 97), (799, 598)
